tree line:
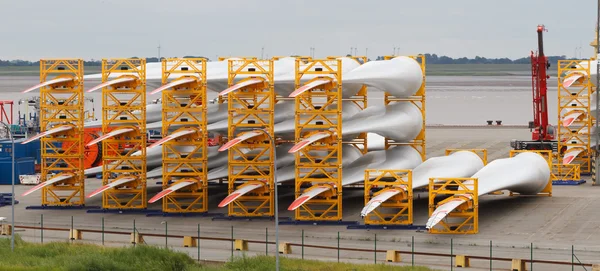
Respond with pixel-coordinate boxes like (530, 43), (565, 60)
(0, 54), (573, 66)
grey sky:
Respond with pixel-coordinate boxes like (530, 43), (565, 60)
(1, 0), (597, 61)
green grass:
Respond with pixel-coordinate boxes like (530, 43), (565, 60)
(0, 236), (436, 271)
(0, 236), (214, 271)
(224, 255), (436, 271)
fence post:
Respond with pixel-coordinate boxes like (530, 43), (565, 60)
(231, 225), (234, 259)
(164, 221), (168, 249)
(490, 240), (492, 271)
(530, 242), (533, 271)
(265, 227), (268, 256)
(411, 236), (414, 267)
(337, 231), (340, 263)
(101, 217), (104, 246)
(571, 244), (574, 271)
(40, 214), (43, 244)
(133, 219), (136, 247)
(450, 238), (453, 271)
(301, 229), (304, 260)
(197, 224), (200, 261)
(374, 233), (377, 264)
(70, 216), (74, 243)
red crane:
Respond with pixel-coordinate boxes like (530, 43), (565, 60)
(511, 25), (558, 151)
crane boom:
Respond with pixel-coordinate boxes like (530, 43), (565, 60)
(511, 24), (558, 151)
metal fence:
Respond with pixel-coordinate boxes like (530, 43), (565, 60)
(1, 215), (597, 271)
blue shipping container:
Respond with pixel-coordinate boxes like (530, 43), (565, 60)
(0, 157), (35, 185)
(0, 138), (39, 160)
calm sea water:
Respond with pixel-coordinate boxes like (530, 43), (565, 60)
(0, 75), (558, 126)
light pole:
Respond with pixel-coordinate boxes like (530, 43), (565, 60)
(595, 0), (600, 185)
(0, 122), (15, 251)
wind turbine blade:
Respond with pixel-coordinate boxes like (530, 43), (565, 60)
(148, 180), (196, 203)
(563, 111), (583, 127)
(563, 74), (584, 88)
(218, 130), (264, 151)
(425, 198), (468, 229)
(219, 78), (264, 96)
(218, 182), (266, 207)
(86, 176), (137, 198)
(360, 188), (402, 217)
(287, 185), (332, 211)
(22, 77), (74, 93)
(147, 128), (196, 149)
(288, 79), (331, 98)
(426, 152), (550, 230)
(21, 173), (75, 196)
(86, 128), (134, 146)
(150, 77), (198, 95)
(22, 125), (74, 144)
(87, 77), (137, 93)
(288, 132), (332, 153)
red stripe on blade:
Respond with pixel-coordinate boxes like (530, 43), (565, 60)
(288, 196), (310, 211)
(218, 193), (240, 208)
(148, 189), (173, 203)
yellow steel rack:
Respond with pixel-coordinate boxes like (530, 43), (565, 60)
(557, 60), (593, 174)
(226, 59), (275, 217)
(101, 58), (147, 209)
(294, 59), (343, 221)
(363, 169), (413, 225)
(428, 177), (479, 234)
(160, 58), (208, 213)
(39, 59), (85, 206)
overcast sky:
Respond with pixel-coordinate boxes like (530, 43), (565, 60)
(1, 0), (597, 61)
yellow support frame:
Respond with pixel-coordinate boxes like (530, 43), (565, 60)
(551, 163), (581, 182)
(428, 177), (479, 234)
(39, 59), (85, 206)
(383, 55), (426, 160)
(294, 59), (343, 221)
(509, 150), (552, 196)
(227, 59), (275, 217)
(557, 60), (593, 174)
(101, 58), (147, 209)
(363, 169), (413, 225)
(160, 58), (208, 213)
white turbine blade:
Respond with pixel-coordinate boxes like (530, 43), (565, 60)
(86, 176), (137, 198)
(563, 73), (584, 88)
(21, 173), (75, 196)
(218, 130), (264, 151)
(22, 125), (74, 144)
(22, 77), (74, 93)
(288, 132), (332, 153)
(150, 77), (198, 95)
(86, 128), (135, 146)
(148, 180), (196, 203)
(219, 78), (264, 96)
(426, 152), (551, 229)
(425, 197), (468, 229)
(287, 185), (332, 211)
(218, 182), (266, 207)
(87, 77), (137, 93)
(147, 128), (196, 149)
(563, 111), (584, 127)
(288, 79), (331, 98)
(360, 188), (402, 217)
